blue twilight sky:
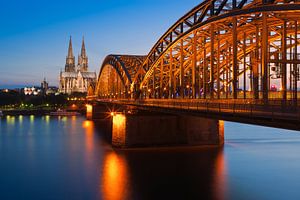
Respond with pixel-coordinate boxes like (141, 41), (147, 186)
(0, 0), (200, 88)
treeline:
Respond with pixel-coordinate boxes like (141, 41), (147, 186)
(0, 91), (88, 107)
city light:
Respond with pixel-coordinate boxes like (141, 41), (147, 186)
(86, 104), (93, 113)
(86, 104), (93, 119)
(113, 114), (125, 127)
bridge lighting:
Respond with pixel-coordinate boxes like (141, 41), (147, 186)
(110, 112), (115, 116)
(164, 87), (167, 91)
(112, 114), (126, 135)
(148, 89), (151, 92)
(186, 85), (190, 89)
(86, 104), (93, 113)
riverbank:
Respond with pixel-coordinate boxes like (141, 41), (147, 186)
(1, 108), (86, 116)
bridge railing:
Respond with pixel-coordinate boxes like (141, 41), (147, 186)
(99, 98), (300, 121)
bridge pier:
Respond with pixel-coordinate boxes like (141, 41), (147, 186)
(88, 104), (224, 148)
(112, 113), (224, 148)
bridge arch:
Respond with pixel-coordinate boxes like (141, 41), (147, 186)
(95, 55), (146, 98)
(96, 0), (300, 102)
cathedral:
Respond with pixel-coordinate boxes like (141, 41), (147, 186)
(59, 37), (97, 94)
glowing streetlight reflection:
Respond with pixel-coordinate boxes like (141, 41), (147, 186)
(102, 152), (129, 200)
(19, 115), (23, 124)
(45, 115), (50, 125)
(7, 115), (15, 125)
(30, 115), (34, 124)
(213, 149), (228, 200)
(82, 120), (95, 153)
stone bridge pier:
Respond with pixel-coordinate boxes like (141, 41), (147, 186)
(88, 104), (224, 148)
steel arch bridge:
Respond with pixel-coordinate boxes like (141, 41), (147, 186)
(94, 0), (300, 106)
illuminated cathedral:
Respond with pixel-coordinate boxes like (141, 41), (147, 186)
(59, 37), (97, 94)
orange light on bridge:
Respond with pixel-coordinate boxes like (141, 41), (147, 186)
(86, 104), (93, 113)
(113, 114), (125, 127)
(112, 113), (126, 147)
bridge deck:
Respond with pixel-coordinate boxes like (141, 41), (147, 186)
(95, 99), (300, 131)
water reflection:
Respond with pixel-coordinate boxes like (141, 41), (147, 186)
(6, 115), (15, 125)
(99, 147), (225, 200)
(213, 149), (227, 200)
(1, 116), (299, 200)
(19, 115), (23, 125)
(83, 120), (95, 153)
(102, 152), (129, 200)
(61, 116), (67, 122)
(29, 115), (34, 124)
(45, 115), (50, 125)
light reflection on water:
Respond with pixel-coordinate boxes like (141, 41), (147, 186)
(0, 116), (300, 200)
(102, 152), (129, 200)
(19, 115), (23, 125)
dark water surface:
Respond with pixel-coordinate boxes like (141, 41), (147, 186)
(0, 115), (300, 200)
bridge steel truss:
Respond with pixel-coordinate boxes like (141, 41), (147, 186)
(95, 0), (300, 104)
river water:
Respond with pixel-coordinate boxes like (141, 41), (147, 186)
(0, 115), (300, 200)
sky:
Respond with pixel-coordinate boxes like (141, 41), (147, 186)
(0, 0), (200, 88)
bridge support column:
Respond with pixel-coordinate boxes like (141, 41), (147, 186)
(112, 113), (224, 148)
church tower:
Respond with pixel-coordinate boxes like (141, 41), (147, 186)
(59, 36), (96, 94)
(65, 36), (76, 72)
(78, 37), (88, 72)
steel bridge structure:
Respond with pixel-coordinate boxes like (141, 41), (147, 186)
(91, 0), (300, 130)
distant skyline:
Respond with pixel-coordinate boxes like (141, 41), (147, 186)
(0, 0), (200, 87)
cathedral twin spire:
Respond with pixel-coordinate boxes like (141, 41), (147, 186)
(81, 37), (86, 58)
(65, 36), (88, 72)
(68, 36), (74, 58)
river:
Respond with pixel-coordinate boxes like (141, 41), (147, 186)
(0, 115), (300, 200)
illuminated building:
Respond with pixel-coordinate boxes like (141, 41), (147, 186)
(59, 36), (97, 94)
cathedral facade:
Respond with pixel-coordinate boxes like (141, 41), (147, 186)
(59, 37), (97, 94)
